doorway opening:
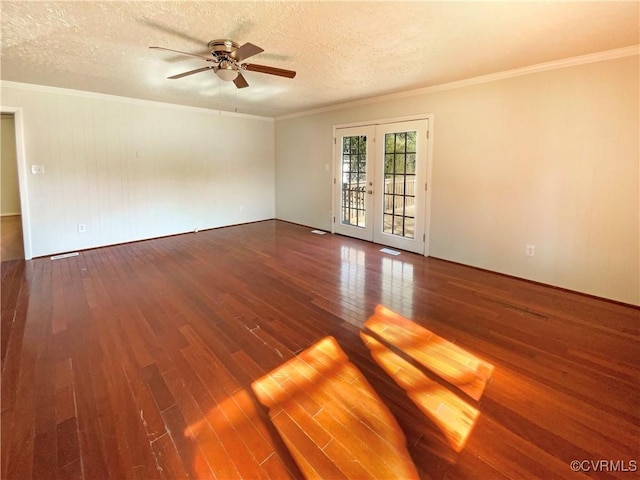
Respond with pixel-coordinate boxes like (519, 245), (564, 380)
(1, 107), (31, 261)
(1, 113), (23, 261)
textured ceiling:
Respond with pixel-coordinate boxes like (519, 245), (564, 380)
(1, 1), (638, 118)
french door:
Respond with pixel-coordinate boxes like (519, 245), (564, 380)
(334, 119), (429, 254)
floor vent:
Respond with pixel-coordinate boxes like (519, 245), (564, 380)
(311, 230), (327, 235)
(380, 248), (401, 256)
(51, 252), (79, 260)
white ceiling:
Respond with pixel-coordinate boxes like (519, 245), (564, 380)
(2, 1), (638, 118)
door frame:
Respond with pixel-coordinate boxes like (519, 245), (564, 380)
(1, 106), (33, 260)
(331, 114), (434, 256)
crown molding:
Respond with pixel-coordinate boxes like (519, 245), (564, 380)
(275, 45), (640, 121)
(0, 81), (273, 121)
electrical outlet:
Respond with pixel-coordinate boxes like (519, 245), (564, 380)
(239, 205), (245, 212)
(78, 223), (86, 233)
(526, 244), (535, 257)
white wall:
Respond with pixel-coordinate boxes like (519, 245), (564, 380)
(275, 55), (640, 305)
(1, 83), (275, 258)
(1, 115), (21, 216)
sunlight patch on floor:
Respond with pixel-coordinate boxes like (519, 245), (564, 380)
(251, 336), (419, 479)
(361, 305), (495, 452)
(365, 305), (494, 401)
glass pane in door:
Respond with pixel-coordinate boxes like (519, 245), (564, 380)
(341, 135), (367, 228)
(383, 131), (416, 238)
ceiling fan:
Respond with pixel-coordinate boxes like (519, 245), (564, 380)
(150, 39), (296, 89)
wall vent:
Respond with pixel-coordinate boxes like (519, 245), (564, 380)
(51, 252), (79, 260)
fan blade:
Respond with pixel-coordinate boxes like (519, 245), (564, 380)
(243, 63), (296, 78)
(150, 46), (213, 62)
(230, 42), (264, 62)
(234, 72), (249, 89)
(168, 66), (214, 79)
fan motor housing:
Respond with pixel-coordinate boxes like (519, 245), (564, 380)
(208, 39), (239, 56)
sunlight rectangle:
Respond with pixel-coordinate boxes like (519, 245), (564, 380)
(365, 305), (494, 401)
(251, 336), (419, 479)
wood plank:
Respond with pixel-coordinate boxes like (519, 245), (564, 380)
(162, 367), (241, 479)
(161, 404), (215, 479)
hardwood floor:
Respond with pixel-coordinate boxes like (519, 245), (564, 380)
(1, 220), (638, 479)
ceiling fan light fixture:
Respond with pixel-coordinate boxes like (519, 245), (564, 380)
(216, 60), (238, 81)
(152, 40), (296, 88)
